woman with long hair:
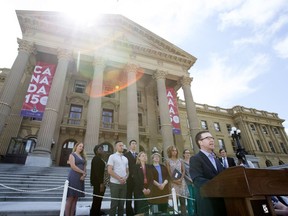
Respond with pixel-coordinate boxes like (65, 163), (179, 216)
(65, 142), (87, 216)
(166, 145), (189, 215)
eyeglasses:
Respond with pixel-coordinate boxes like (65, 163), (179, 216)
(200, 136), (214, 141)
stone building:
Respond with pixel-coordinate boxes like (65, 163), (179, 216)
(0, 11), (287, 168)
(178, 101), (288, 168)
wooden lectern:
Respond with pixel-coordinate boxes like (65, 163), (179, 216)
(201, 166), (288, 216)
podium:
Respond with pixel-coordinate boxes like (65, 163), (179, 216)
(201, 166), (288, 216)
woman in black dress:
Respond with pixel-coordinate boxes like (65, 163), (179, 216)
(65, 142), (87, 216)
(133, 151), (153, 215)
(90, 145), (106, 216)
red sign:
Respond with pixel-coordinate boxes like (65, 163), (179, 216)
(166, 88), (181, 134)
(21, 62), (56, 118)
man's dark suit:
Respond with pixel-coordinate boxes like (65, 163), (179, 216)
(189, 151), (227, 216)
(219, 156), (236, 168)
(124, 151), (137, 216)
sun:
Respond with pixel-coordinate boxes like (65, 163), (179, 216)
(57, 1), (121, 27)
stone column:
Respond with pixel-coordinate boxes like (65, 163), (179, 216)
(125, 64), (139, 150)
(152, 70), (174, 158)
(0, 39), (34, 134)
(279, 128), (288, 147)
(26, 48), (72, 167)
(180, 76), (200, 153)
(84, 57), (105, 156)
(0, 65), (34, 155)
(255, 124), (269, 152)
(267, 126), (281, 153)
(242, 121), (256, 152)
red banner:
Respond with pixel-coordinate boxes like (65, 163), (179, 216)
(166, 88), (181, 134)
(21, 62), (56, 119)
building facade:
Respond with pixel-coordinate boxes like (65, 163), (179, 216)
(0, 11), (287, 167)
(178, 101), (288, 168)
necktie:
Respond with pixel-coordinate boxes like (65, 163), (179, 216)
(208, 153), (217, 170)
(133, 152), (136, 158)
(223, 157), (228, 168)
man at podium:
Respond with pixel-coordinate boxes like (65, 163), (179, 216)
(189, 130), (227, 216)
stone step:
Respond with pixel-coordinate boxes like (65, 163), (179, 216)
(0, 201), (96, 216)
(0, 163), (112, 215)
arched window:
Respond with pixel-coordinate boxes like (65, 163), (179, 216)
(265, 160), (273, 167)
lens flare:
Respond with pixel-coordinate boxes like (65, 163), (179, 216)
(86, 67), (144, 98)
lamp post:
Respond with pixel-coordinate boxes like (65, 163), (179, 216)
(230, 126), (248, 166)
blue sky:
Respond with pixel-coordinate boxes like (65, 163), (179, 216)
(1, 0), (288, 134)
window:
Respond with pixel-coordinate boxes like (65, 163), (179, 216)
(226, 124), (231, 133)
(63, 141), (76, 149)
(280, 143), (287, 154)
(256, 140), (263, 152)
(138, 113), (143, 126)
(7, 137), (36, 155)
(262, 126), (268, 135)
(273, 127), (279, 135)
(218, 139), (225, 149)
(102, 109), (113, 128)
(214, 122), (221, 132)
(68, 105), (82, 125)
(265, 160), (273, 167)
(25, 139), (36, 153)
(156, 96), (159, 106)
(268, 141), (275, 153)
(74, 80), (86, 93)
(250, 124), (256, 131)
(137, 91), (142, 103)
(158, 116), (161, 130)
(201, 120), (208, 130)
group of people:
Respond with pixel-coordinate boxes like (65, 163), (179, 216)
(106, 140), (195, 216)
(64, 139), (197, 216)
(64, 130), (286, 216)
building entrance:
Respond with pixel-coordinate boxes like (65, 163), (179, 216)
(59, 139), (77, 166)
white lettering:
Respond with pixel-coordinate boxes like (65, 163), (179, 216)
(27, 84), (37, 93)
(34, 65), (42, 74)
(31, 75), (40, 83)
(168, 98), (174, 106)
(36, 86), (47, 95)
(167, 91), (173, 97)
(39, 76), (49, 85)
(169, 106), (175, 115)
(42, 67), (52, 76)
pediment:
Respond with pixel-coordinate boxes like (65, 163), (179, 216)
(16, 10), (196, 68)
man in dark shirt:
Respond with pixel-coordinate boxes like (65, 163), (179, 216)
(124, 140), (138, 216)
(90, 145), (106, 216)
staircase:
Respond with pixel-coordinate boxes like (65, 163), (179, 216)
(0, 163), (110, 215)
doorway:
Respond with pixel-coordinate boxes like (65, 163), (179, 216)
(59, 139), (77, 166)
